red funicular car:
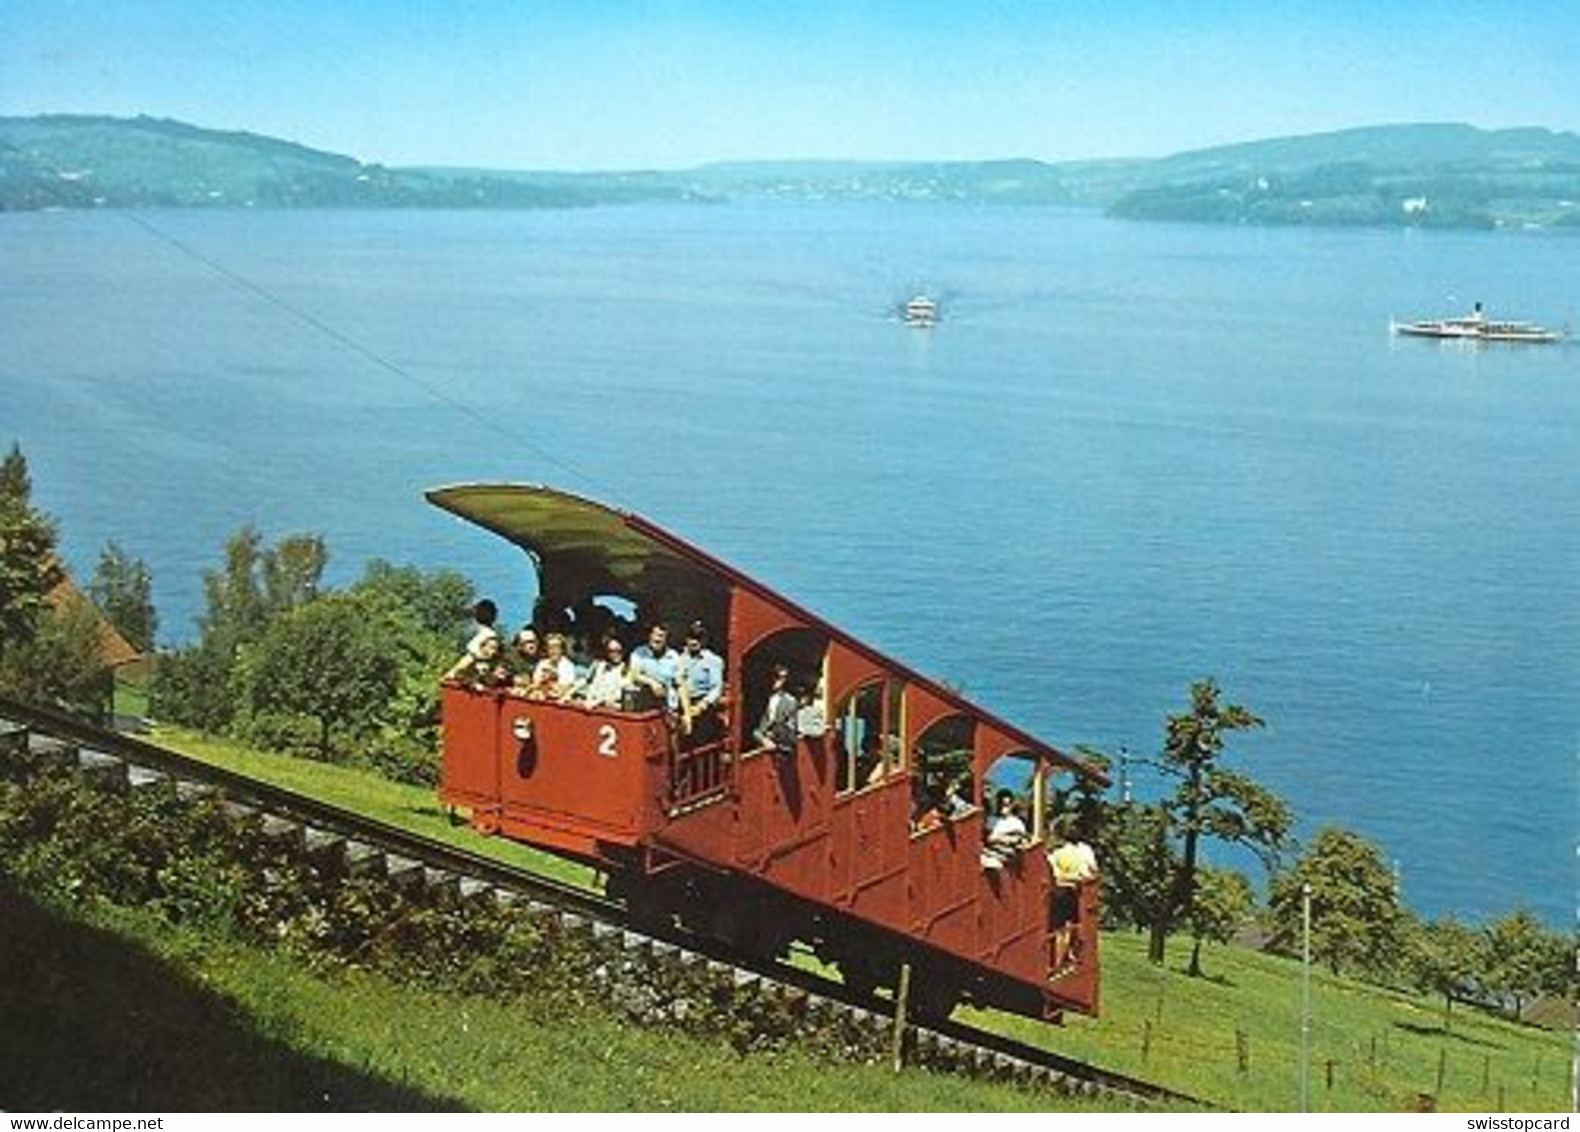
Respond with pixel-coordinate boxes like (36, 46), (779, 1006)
(432, 483), (1104, 1022)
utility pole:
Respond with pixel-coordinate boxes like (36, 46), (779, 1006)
(1301, 882), (1313, 1113)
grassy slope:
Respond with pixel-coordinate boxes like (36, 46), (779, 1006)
(148, 724), (596, 889)
(151, 725), (1572, 1113)
(971, 935), (1570, 1112)
(0, 882), (1111, 1112)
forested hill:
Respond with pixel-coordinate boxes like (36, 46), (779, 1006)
(1107, 123), (1580, 229)
(3, 115), (1579, 229)
(0, 115), (699, 210)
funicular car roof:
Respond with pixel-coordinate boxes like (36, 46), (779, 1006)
(427, 482), (1105, 785)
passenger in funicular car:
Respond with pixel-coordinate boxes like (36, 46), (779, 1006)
(675, 621), (725, 745)
(629, 623), (681, 711)
(981, 789), (1031, 870)
(1048, 818), (1099, 967)
(443, 599), (510, 688)
(525, 632), (578, 701)
(579, 634), (635, 709)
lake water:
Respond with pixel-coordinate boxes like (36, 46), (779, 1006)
(2, 204), (1575, 926)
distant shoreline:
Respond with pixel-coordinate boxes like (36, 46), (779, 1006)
(4, 115), (1580, 231)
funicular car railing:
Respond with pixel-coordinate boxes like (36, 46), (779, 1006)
(666, 735), (733, 812)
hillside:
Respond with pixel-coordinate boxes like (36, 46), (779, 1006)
(1108, 123), (1580, 229)
(3, 115), (1579, 228)
(0, 115), (700, 210)
(3, 728), (1571, 1113)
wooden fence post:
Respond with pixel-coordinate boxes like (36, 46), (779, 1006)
(1436, 1048), (1448, 1095)
(1235, 1028), (1249, 1074)
(890, 962), (911, 1073)
(1142, 1018), (1152, 1063)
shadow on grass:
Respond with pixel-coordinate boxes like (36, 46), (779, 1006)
(1177, 969), (1236, 988)
(1392, 1019), (1503, 1049)
(0, 879), (465, 1112)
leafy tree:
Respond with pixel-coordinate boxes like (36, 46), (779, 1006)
(261, 533), (327, 618)
(1482, 908), (1566, 1021)
(157, 526), (330, 733)
(1185, 866), (1256, 978)
(0, 594), (113, 718)
(1150, 679), (1290, 969)
(1404, 913), (1486, 1031)
(1051, 745), (1111, 843)
(89, 541), (157, 652)
(249, 593), (398, 758)
(196, 525), (325, 651)
(0, 444), (112, 716)
(149, 641), (239, 733)
(1096, 800), (1180, 935)
(0, 443), (64, 648)
(198, 525), (268, 656)
(351, 558), (473, 639)
(349, 560), (473, 757)
(1269, 826), (1403, 979)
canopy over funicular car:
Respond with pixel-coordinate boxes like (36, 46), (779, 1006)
(431, 483), (1105, 1021)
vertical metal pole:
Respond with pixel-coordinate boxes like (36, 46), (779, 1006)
(1301, 882), (1313, 1113)
(1571, 928), (1578, 1113)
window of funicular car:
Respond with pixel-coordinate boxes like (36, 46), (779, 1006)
(740, 626), (828, 750)
(911, 713), (977, 816)
(1044, 765), (1082, 834)
(833, 677), (905, 794)
(982, 750), (1045, 844)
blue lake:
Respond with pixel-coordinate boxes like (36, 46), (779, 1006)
(2, 203), (1575, 925)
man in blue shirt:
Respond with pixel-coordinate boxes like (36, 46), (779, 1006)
(679, 619), (726, 743)
(676, 621), (725, 743)
(630, 622), (680, 711)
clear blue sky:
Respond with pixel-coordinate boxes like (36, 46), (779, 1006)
(4, 1), (1578, 170)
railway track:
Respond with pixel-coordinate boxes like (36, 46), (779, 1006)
(0, 694), (1204, 1110)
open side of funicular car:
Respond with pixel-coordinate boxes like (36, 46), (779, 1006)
(431, 483), (1104, 1022)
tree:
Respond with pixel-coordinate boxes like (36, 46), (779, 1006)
(0, 443), (32, 499)
(1151, 679), (1290, 969)
(1096, 800), (1180, 933)
(159, 526), (330, 733)
(0, 594), (113, 718)
(1269, 827), (1403, 979)
(1481, 908), (1566, 1021)
(351, 558), (473, 638)
(199, 525), (268, 656)
(0, 443), (64, 648)
(261, 533), (327, 618)
(89, 541), (157, 652)
(1185, 866), (1256, 978)
(350, 560), (474, 748)
(249, 593), (398, 758)
(1404, 913), (1485, 1031)
(149, 641), (239, 732)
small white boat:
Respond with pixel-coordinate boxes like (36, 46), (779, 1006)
(903, 295), (939, 327)
(1391, 304), (1565, 344)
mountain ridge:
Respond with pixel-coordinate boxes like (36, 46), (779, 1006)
(3, 114), (1578, 228)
